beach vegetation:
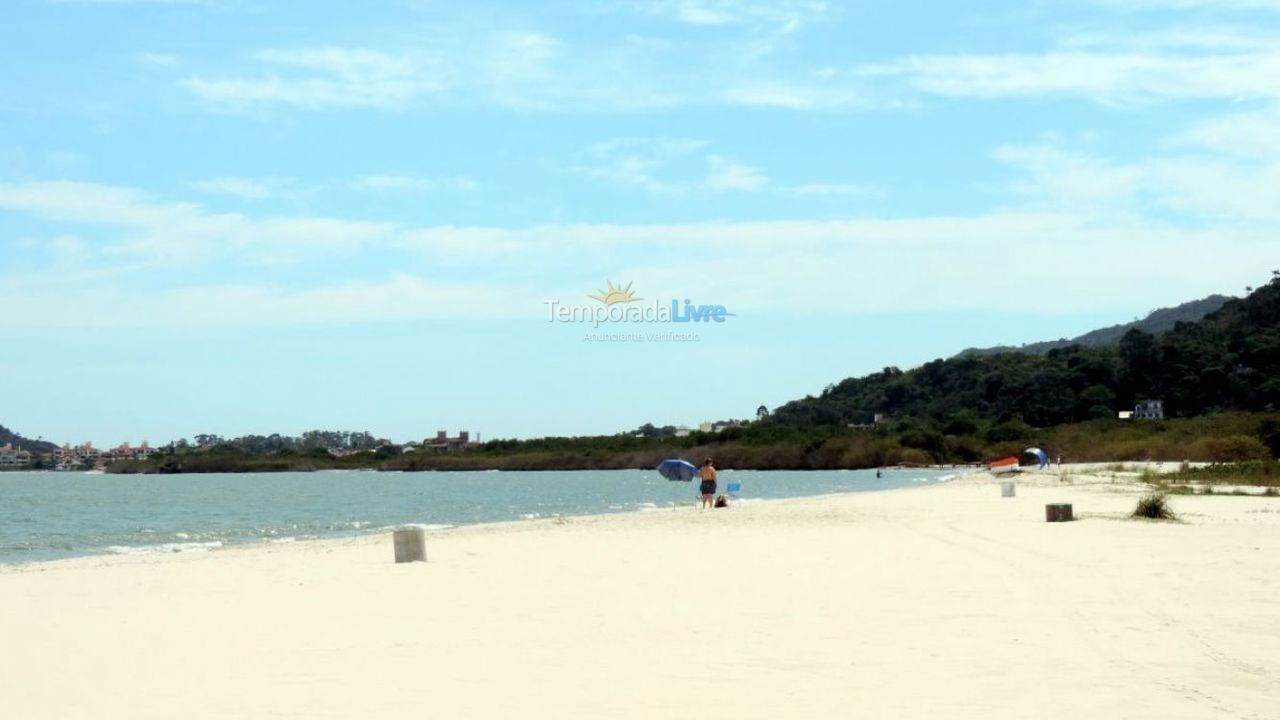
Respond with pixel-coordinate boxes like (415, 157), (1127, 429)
(1133, 493), (1177, 520)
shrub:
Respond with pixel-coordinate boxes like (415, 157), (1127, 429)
(1132, 493), (1176, 520)
(1186, 435), (1269, 462)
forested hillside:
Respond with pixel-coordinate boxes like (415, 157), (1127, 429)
(0, 425), (56, 453)
(958, 294), (1231, 357)
(770, 275), (1280, 428)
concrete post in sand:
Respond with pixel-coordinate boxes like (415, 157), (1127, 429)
(1001, 481), (1016, 498)
(393, 528), (426, 563)
(1045, 503), (1073, 522)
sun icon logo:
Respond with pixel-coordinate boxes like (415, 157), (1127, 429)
(589, 280), (642, 305)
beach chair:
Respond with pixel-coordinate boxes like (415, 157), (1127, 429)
(726, 481), (742, 504)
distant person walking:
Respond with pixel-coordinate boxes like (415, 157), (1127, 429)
(699, 458), (717, 509)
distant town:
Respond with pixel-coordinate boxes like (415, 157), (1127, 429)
(0, 430), (485, 472)
(0, 400), (1176, 474)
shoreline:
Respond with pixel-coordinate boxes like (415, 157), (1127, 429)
(4, 466), (1279, 718)
(1, 469), (961, 572)
(0, 460), (1238, 573)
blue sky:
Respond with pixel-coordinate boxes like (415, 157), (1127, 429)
(2, 0), (1278, 446)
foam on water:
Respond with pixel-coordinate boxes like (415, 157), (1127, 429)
(106, 541), (224, 555)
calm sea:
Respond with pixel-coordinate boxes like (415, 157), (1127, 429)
(0, 467), (957, 564)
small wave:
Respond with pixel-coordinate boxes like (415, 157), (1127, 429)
(383, 523), (454, 533)
(268, 537), (296, 544)
(106, 541), (223, 555)
(519, 513), (541, 520)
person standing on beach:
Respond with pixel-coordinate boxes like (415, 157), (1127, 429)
(699, 458), (717, 509)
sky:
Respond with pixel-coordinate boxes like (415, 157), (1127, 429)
(1, 0), (1278, 446)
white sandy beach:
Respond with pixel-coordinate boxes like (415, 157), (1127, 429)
(3, 468), (1279, 720)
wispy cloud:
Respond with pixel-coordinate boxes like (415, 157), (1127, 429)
(190, 176), (283, 200)
(352, 174), (435, 192)
(859, 29), (1280, 102)
(0, 176), (1272, 329)
(572, 137), (708, 192)
(184, 47), (445, 109)
(134, 51), (180, 66)
(0, 181), (395, 265)
(1084, 0), (1280, 10)
(628, 0), (831, 29)
(789, 183), (874, 196)
(720, 84), (860, 109)
(705, 155), (767, 190)
(51, 0), (223, 4)
(994, 104), (1280, 222)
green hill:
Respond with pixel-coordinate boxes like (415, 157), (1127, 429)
(957, 294), (1232, 357)
(770, 276), (1280, 428)
(0, 425), (57, 453)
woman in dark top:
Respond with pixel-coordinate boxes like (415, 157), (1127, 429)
(699, 457), (717, 509)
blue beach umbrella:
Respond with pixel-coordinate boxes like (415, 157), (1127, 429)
(656, 458), (698, 482)
(1024, 447), (1050, 470)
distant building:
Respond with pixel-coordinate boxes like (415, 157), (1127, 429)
(1117, 411), (1133, 420)
(673, 427), (692, 438)
(0, 444), (33, 469)
(1133, 400), (1164, 420)
(873, 413), (893, 425)
(423, 430), (478, 453)
(52, 443), (99, 470)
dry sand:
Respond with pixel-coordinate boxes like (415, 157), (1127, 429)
(3, 469), (1279, 719)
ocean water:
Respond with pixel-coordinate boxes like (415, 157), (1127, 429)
(0, 467), (957, 564)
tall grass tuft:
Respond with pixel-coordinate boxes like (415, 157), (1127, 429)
(1133, 493), (1177, 520)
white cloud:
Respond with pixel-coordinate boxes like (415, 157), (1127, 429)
(790, 183), (874, 196)
(2, 165), (1272, 331)
(190, 176), (278, 199)
(184, 47), (445, 109)
(994, 145), (1146, 208)
(860, 29), (1280, 102)
(865, 50), (1280, 100)
(573, 137), (708, 192)
(352, 174), (434, 192)
(705, 155), (767, 190)
(0, 181), (395, 265)
(1085, 0), (1280, 10)
(135, 52), (180, 66)
(994, 105), (1280, 223)
(1178, 104), (1280, 158)
(721, 84), (859, 109)
(632, 0), (831, 28)
(52, 0), (221, 4)
(388, 214), (1273, 318)
(573, 139), (773, 192)
(0, 274), (542, 329)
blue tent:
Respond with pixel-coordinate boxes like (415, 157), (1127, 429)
(656, 458), (698, 482)
(1024, 447), (1049, 470)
